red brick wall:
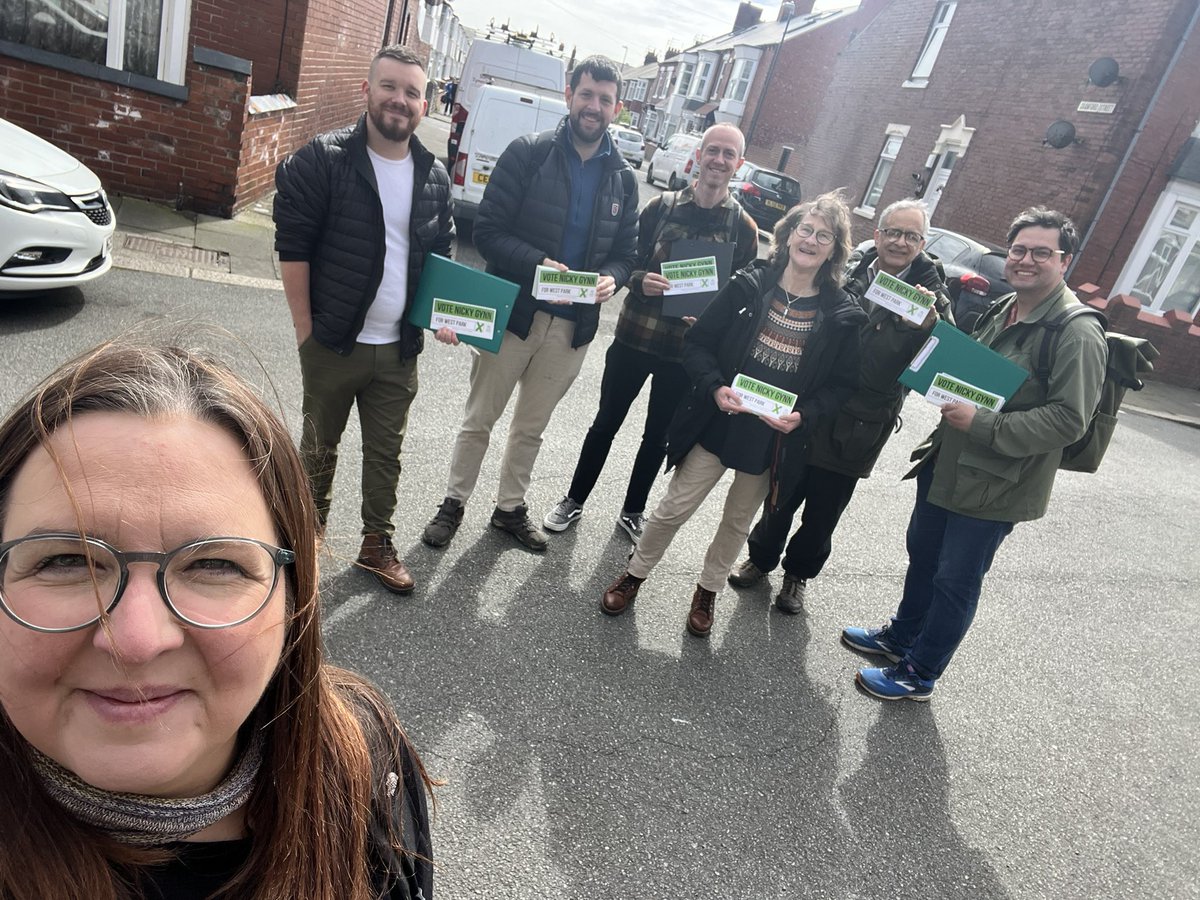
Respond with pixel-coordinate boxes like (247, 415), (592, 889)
(744, 0), (891, 179)
(794, 0), (1194, 246)
(192, 0), (307, 94)
(1071, 5), (1200, 293)
(0, 54), (249, 214)
(1078, 292), (1200, 390)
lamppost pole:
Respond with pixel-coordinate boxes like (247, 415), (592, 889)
(744, 9), (795, 150)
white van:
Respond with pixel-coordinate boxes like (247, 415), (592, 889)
(447, 39), (566, 163)
(645, 132), (703, 190)
(450, 84), (568, 230)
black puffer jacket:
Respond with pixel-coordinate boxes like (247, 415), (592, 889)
(473, 118), (639, 348)
(274, 115), (454, 359)
(667, 261), (866, 504)
(805, 247), (952, 477)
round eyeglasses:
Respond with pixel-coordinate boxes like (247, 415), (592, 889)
(0, 534), (295, 634)
(1007, 244), (1064, 263)
(879, 227), (925, 246)
(795, 223), (835, 246)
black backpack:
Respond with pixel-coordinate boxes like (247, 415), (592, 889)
(978, 303), (1159, 473)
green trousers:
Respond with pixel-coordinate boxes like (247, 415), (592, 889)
(298, 338), (418, 535)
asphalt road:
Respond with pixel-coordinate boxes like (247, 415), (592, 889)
(1, 115), (1196, 899)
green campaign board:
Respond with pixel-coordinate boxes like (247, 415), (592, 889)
(899, 320), (1029, 412)
(409, 254), (519, 354)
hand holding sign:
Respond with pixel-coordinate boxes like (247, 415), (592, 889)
(940, 401), (976, 431)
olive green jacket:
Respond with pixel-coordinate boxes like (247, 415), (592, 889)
(908, 282), (1107, 522)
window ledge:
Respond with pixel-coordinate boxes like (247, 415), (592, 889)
(0, 38), (188, 100)
(902, 78), (929, 89)
(852, 206), (876, 219)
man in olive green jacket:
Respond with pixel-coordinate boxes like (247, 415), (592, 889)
(842, 207), (1107, 701)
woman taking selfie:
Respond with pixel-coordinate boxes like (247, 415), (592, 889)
(0, 343), (433, 899)
(601, 193), (866, 636)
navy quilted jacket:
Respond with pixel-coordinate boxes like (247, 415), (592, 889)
(473, 119), (639, 348)
(273, 115), (454, 359)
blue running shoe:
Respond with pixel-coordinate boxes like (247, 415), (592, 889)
(841, 625), (902, 663)
(856, 664), (935, 702)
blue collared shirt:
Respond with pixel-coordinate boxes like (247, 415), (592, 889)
(559, 132), (613, 271)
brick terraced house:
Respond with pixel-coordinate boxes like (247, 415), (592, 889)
(0, 0), (431, 215)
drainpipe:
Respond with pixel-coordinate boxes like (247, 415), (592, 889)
(1069, 1), (1200, 279)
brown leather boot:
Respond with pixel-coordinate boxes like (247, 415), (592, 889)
(356, 533), (415, 594)
(601, 571), (644, 616)
(686, 584), (717, 637)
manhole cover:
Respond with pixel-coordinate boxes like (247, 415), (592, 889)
(122, 235), (228, 268)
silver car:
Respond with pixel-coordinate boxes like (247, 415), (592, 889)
(0, 118), (115, 293)
(609, 126), (645, 169)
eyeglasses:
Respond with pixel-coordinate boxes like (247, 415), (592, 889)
(0, 534), (295, 634)
(879, 227), (925, 246)
(795, 223), (835, 246)
(1007, 244), (1065, 263)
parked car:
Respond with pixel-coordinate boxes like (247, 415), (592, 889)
(645, 133), (702, 190)
(729, 161), (801, 231)
(922, 227), (1012, 332)
(608, 125), (645, 168)
(1, 118), (115, 293)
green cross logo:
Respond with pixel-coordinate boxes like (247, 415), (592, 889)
(772, 403), (783, 414)
(579, 287), (588, 298)
(701, 277), (712, 287)
(475, 321), (486, 332)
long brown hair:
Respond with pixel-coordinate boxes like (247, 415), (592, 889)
(0, 341), (431, 900)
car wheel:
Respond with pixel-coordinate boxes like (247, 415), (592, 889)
(634, 161), (642, 169)
(668, 172), (679, 191)
(645, 163), (655, 184)
(453, 216), (473, 242)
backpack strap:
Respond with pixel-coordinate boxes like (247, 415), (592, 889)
(649, 190), (680, 249)
(1034, 306), (1107, 382)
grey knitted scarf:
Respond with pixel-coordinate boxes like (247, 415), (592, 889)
(30, 729), (265, 846)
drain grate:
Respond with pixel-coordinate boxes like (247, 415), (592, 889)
(122, 235), (229, 268)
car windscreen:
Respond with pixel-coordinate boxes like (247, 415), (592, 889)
(754, 172), (799, 196)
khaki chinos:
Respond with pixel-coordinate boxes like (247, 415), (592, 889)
(298, 338), (419, 535)
(445, 311), (588, 511)
(629, 444), (771, 592)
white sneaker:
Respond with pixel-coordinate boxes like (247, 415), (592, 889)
(543, 496), (583, 532)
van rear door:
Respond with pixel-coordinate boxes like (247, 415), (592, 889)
(454, 88), (567, 217)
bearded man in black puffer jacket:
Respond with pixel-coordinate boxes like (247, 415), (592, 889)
(274, 45), (454, 596)
(422, 55), (639, 553)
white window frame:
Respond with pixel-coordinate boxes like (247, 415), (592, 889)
(677, 62), (695, 96)
(16, 0), (193, 84)
(1114, 178), (1200, 317)
(904, 1), (956, 88)
(855, 124), (910, 217)
(725, 57), (754, 103)
(693, 58), (713, 98)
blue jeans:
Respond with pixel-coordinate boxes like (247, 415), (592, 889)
(886, 462), (1014, 681)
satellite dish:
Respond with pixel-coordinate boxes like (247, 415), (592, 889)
(1088, 57), (1120, 87)
(1044, 120), (1078, 149)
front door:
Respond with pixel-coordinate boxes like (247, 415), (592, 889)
(923, 149), (958, 221)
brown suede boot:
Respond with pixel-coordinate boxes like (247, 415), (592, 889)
(686, 584), (717, 637)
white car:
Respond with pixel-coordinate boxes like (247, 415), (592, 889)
(608, 125), (645, 169)
(0, 118), (115, 292)
(645, 132), (702, 189)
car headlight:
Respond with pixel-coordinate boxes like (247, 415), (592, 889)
(0, 172), (76, 213)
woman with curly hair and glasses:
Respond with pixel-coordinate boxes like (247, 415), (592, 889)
(600, 192), (866, 637)
(0, 341), (434, 899)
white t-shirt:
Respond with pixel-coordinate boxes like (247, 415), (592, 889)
(359, 148), (415, 344)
